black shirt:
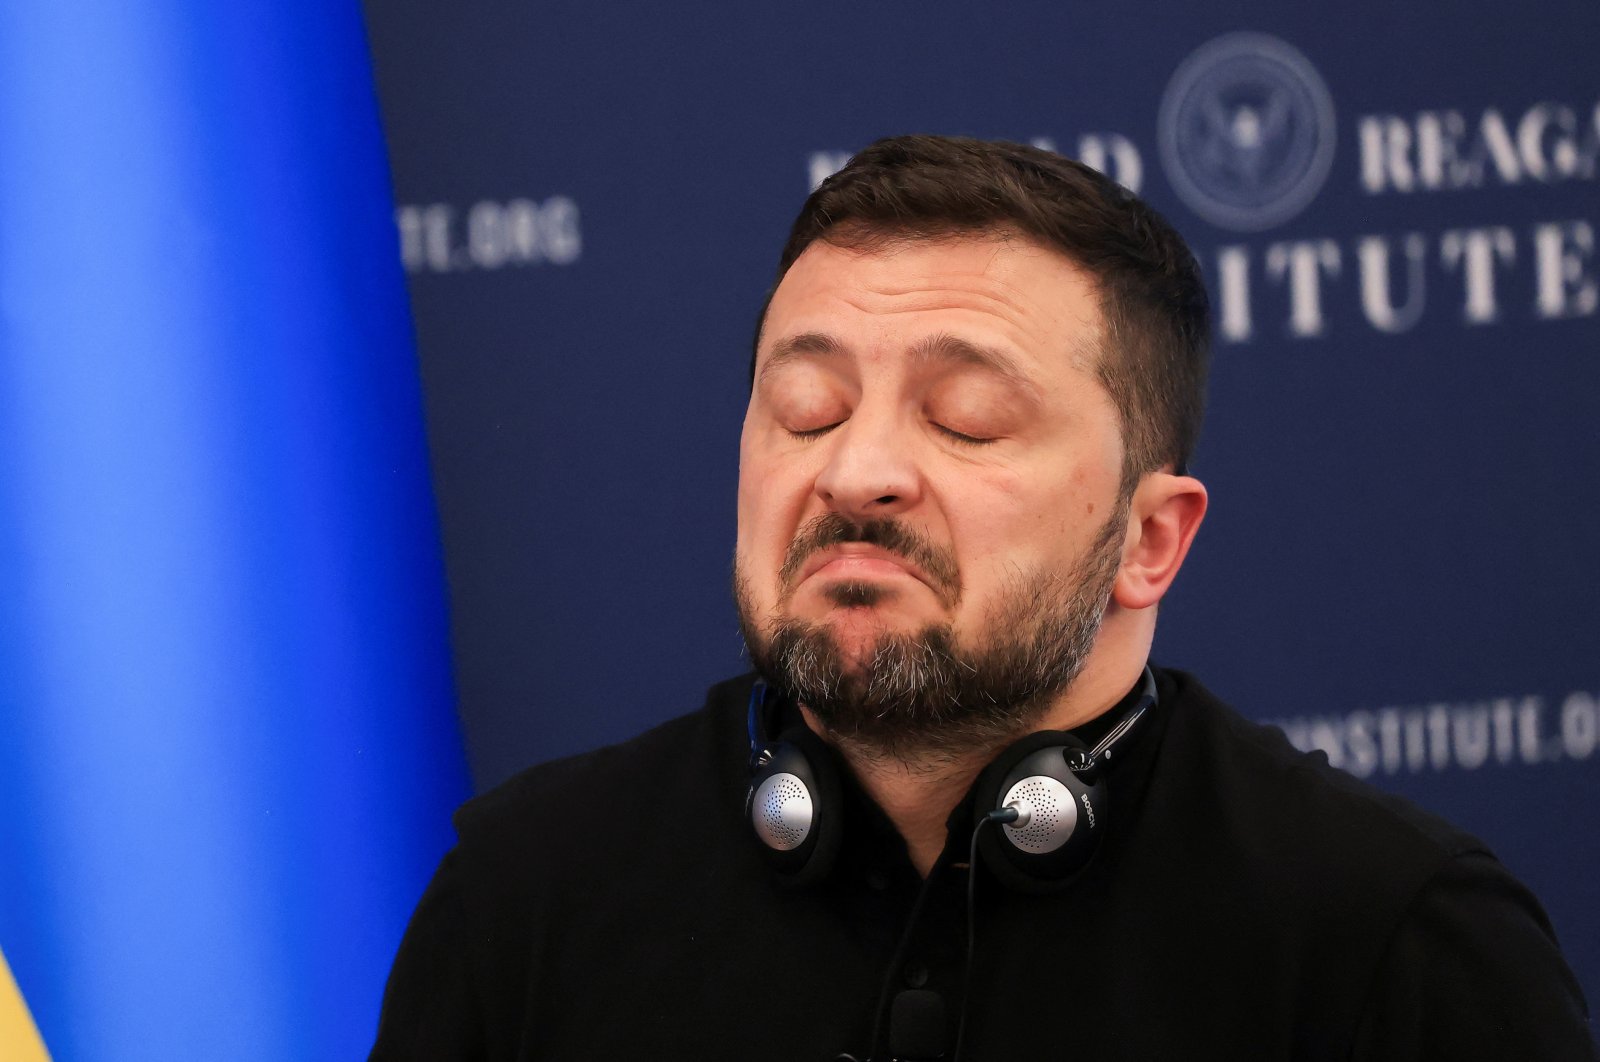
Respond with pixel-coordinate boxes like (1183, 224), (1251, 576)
(372, 667), (1597, 1060)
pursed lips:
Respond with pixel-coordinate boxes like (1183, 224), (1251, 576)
(795, 543), (935, 593)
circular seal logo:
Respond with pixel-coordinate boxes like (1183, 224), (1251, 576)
(1157, 33), (1336, 232)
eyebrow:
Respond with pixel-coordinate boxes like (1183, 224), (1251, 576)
(758, 331), (846, 383)
(907, 333), (1040, 400)
(758, 330), (1043, 402)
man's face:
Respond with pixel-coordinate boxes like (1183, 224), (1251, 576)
(734, 232), (1131, 756)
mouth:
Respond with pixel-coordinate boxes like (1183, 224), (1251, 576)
(790, 546), (960, 614)
(776, 515), (962, 610)
(794, 544), (941, 601)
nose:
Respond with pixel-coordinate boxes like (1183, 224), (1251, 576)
(812, 410), (922, 520)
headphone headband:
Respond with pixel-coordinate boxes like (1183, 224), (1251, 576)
(1084, 665), (1157, 765)
(747, 680), (774, 769)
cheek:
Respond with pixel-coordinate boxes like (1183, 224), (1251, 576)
(735, 446), (815, 591)
(734, 475), (774, 574)
(943, 466), (1105, 588)
(939, 471), (1032, 580)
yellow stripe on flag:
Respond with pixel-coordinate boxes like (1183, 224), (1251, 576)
(0, 947), (50, 1061)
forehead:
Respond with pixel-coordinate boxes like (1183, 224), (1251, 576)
(759, 233), (1104, 381)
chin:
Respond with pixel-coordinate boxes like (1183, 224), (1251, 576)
(820, 619), (889, 669)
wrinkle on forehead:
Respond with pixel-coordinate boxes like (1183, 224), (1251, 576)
(768, 233), (1107, 377)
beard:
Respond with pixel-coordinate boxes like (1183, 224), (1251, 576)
(734, 501), (1129, 765)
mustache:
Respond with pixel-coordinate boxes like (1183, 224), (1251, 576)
(778, 514), (961, 605)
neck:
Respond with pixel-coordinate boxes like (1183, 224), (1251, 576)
(800, 644), (1150, 877)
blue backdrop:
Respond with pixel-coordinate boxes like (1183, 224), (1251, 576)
(364, 0), (1599, 1021)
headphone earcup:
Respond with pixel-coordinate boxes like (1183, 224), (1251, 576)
(972, 733), (1107, 893)
(746, 725), (844, 886)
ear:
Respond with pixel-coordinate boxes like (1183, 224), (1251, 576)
(1113, 472), (1208, 611)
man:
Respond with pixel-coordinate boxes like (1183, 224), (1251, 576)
(373, 136), (1595, 1060)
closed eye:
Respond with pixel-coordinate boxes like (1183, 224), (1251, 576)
(933, 423), (996, 446)
(787, 423), (842, 440)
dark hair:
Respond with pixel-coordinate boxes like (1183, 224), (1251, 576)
(754, 135), (1210, 487)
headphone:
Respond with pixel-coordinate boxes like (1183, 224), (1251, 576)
(745, 667), (1158, 892)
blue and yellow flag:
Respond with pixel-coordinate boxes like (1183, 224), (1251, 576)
(1, 949), (49, 1062)
(0, 4), (470, 1058)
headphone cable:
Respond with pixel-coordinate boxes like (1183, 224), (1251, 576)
(952, 807), (1020, 1061)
